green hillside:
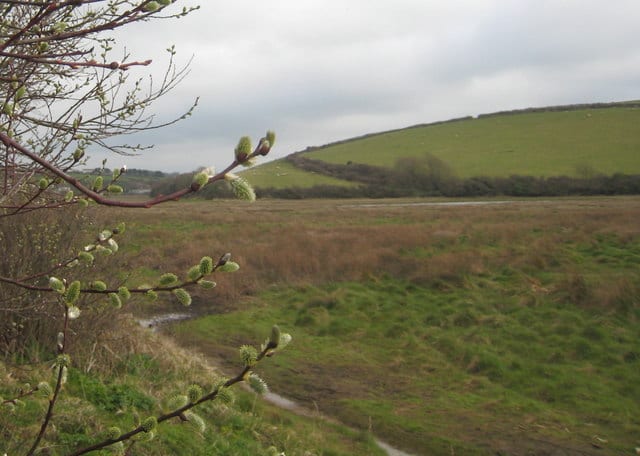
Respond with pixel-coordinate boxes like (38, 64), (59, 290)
(243, 104), (640, 189)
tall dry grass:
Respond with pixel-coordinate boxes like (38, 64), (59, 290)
(107, 197), (640, 316)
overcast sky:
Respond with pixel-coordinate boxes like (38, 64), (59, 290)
(88, 0), (640, 173)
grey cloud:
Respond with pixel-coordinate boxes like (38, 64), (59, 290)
(86, 0), (640, 173)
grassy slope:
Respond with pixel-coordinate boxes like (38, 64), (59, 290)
(241, 160), (356, 189)
(0, 321), (384, 456)
(244, 106), (640, 188)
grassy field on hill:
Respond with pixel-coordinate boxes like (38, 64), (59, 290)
(243, 105), (640, 189)
(241, 160), (356, 189)
(62, 196), (640, 455)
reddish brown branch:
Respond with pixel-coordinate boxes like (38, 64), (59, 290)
(0, 131), (242, 208)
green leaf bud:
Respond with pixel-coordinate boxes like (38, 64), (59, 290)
(192, 171), (209, 189)
(187, 384), (203, 403)
(187, 265), (202, 281)
(248, 373), (268, 395)
(73, 148), (84, 161)
(67, 306), (81, 320)
(78, 198), (89, 207)
(146, 290), (158, 302)
(109, 293), (122, 309)
(107, 426), (122, 440)
(197, 279), (216, 289)
(234, 136), (252, 162)
(49, 277), (66, 294)
(65, 280), (81, 304)
(239, 345), (258, 367)
(37, 381), (53, 400)
(91, 281), (107, 291)
(173, 288), (192, 306)
(159, 273), (179, 286)
(199, 256), (213, 275)
(118, 286), (131, 301)
(141, 416), (157, 432)
(64, 190), (75, 202)
(114, 222), (126, 234)
(38, 42), (49, 52)
(92, 176), (103, 192)
(78, 251), (94, 264)
(217, 261), (240, 273)
(39, 177), (49, 189)
(107, 184), (124, 193)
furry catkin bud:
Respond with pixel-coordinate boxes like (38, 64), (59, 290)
(192, 171), (209, 189)
(37, 381), (53, 400)
(240, 345), (258, 367)
(141, 416), (157, 432)
(159, 273), (179, 286)
(107, 238), (119, 252)
(187, 384), (203, 403)
(266, 130), (276, 147)
(167, 394), (188, 409)
(109, 293), (122, 309)
(49, 277), (65, 294)
(217, 252), (231, 267)
(234, 136), (252, 162)
(248, 373), (268, 395)
(107, 185), (124, 193)
(55, 354), (71, 367)
(184, 411), (206, 433)
(216, 387), (234, 404)
(199, 256), (213, 275)
(67, 306), (81, 319)
(118, 286), (131, 301)
(226, 175), (256, 202)
(187, 265), (202, 281)
(143, 1), (160, 12)
(39, 178), (49, 190)
(173, 288), (192, 306)
(146, 290), (158, 302)
(269, 325), (281, 348)
(107, 426), (122, 440)
(65, 281), (81, 304)
(197, 279), (216, 289)
(92, 176), (103, 192)
(91, 281), (107, 291)
(78, 251), (94, 264)
(218, 261), (240, 273)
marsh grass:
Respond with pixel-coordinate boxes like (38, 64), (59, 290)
(126, 197), (640, 455)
